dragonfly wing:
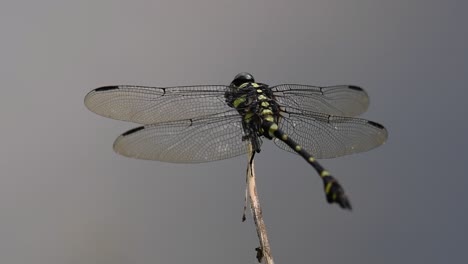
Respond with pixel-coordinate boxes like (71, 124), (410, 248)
(273, 109), (387, 159)
(84, 85), (231, 124)
(113, 112), (249, 163)
(271, 84), (369, 117)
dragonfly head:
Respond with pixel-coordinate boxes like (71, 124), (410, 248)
(231, 72), (255, 88)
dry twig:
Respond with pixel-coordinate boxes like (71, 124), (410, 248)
(244, 144), (274, 264)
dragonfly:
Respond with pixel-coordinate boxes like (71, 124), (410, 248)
(85, 72), (387, 210)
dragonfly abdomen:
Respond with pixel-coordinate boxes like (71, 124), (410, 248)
(262, 121), (352, 209)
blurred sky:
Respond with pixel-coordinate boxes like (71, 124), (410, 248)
(1, 0), (467, 263)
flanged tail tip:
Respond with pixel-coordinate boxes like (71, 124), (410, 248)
(323, 177), (352, 210)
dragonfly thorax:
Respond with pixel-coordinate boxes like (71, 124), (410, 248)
(225, 81), (281, 152)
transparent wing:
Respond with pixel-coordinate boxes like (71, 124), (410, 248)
(271, 84), (369, 117)
(273, 108), (387, 159)
(84, 85), (231, 124)
(113, 112), (249, 163)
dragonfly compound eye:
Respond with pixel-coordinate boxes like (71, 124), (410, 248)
(231, 72), (255, 87)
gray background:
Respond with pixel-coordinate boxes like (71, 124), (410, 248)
(1, 0), (467, 263)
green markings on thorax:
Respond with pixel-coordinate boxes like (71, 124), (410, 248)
(244, 112), (255, 122)
(234, 82), (278, 127)
(232, 96), (246, 108)
(238, 83), (250, 89)
(261, 109), (273, 116)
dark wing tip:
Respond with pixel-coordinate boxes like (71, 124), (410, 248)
(122, 126), (145, 136)
(367, 120), (385, 130)
(348, 85), (364, 91)
(84, 86), (121, 112)
(94, 86), (120, 92)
